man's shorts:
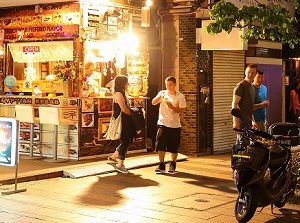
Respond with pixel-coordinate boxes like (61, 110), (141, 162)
(155, 125), (181, 153)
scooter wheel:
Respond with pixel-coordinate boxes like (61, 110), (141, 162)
(235, 186), (258, 223)
(274, 195), (287, 208)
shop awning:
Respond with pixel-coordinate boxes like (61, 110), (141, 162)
(8, 41), (74, 63)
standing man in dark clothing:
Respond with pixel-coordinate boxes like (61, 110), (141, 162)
(232, 64), (257, 129)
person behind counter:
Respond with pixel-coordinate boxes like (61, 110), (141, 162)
(85, 62), (98, 78)
(83, 62), (100, 95)
(107, 75), (135, 174)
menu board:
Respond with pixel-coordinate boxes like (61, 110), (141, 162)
(0, 118), (18, 166)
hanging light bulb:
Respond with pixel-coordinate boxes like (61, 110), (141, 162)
(146, 0), (152, 7)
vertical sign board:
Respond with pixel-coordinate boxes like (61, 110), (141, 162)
(0, 118), (18, 166)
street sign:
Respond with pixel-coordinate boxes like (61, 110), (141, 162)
(0, 117), (18, 166)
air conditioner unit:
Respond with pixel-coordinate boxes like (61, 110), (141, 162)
(166, 0), (197, 6)
(159, 0), (196, 14)
(159, 6), (193, 14)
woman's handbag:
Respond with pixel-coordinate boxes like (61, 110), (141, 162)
(104, 112), (122, 140)
(130, 107), (145, 131)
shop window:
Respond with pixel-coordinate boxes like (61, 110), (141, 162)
(40, 62), (49, 80)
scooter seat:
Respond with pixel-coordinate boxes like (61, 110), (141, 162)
(269, 144), (283, 153)
(269, 147), (288, 166)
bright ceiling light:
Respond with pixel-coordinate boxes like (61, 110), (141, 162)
(146, 0), (152, 7)
(118, 32), (139, 53)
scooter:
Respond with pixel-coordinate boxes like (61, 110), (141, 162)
(231, 108), (299, 223)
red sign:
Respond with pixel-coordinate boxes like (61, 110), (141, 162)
(4, 24), (79, 41)
(22, 46), (40, 53)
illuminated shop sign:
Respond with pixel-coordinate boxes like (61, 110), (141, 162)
(0, 97), (60, 105)
(0, 97), (81, 107)
(0, 97), (33, 104)
(3, 25), (79, 41)
(0, 2), (80, 41)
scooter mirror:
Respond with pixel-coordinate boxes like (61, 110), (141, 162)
(288, 128), (299, 136)
(231, 108), (242, 119)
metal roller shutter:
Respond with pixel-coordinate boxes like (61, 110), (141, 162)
(212, 51), (245, 154)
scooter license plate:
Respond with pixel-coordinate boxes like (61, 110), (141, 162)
(276, 139), (291, 145)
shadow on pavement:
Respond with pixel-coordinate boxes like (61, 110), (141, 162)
(265, 207), (300, 223)
(77, 173), (159, 206)
(163, 171), (237, 194)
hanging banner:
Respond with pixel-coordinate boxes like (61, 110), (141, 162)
(0, 118), (18, 167)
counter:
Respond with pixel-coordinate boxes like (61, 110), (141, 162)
(0, 95), (147, 160)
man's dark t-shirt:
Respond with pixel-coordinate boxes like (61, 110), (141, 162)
(233, 80), (255, 128)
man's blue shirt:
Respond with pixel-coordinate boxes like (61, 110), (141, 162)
(253, 84), (267, 123)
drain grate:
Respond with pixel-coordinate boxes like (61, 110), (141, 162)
(195, 199), (209, 203)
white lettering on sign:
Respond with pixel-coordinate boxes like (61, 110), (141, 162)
(22, 46), (40, 53)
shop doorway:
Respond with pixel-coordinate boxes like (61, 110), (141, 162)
(284, 59), (299, 123)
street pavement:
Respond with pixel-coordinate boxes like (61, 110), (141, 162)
(0, 153), (299, 223)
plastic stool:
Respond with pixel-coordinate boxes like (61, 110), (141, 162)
(15, 104), (42, 159)
(38, 106), (75, 163)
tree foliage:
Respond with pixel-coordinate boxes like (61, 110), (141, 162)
(296, 0), (300, 14)
(206, 0), (300, 48)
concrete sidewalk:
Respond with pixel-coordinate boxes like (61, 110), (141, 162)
(0, 152), (187, 185)
(0, 153), (299, 223)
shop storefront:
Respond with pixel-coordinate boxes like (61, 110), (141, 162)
(0, 1), (149, 160)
